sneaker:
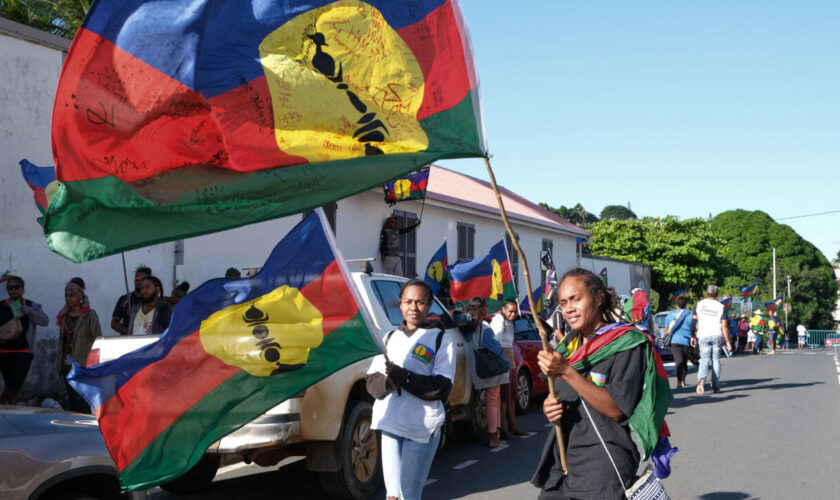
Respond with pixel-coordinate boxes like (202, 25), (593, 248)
(712, 387), (721, 394)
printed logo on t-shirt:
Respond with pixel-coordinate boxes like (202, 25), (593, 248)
(586, 371), (606, 387)
(411, 343), (435, 364)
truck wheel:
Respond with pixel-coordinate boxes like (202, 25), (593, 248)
(436, 402), (452, 453)
(453, 389), (486, 442)
(159, 454), (220, 494)
(319, 401), (381, 499)
(515, 369), (532, 414)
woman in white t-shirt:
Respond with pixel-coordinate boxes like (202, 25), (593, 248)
(490, 299), (527, 438)
(366, 280), (454, 500)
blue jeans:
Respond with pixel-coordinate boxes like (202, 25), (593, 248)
(698, 336), (722, 388)
(381, 429), (440, 500)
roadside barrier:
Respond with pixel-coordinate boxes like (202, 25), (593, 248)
(805, 330), (840, 350)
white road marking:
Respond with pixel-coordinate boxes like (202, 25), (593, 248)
(490, 444), (509, 453)
(425, 479), (437, 486)
(453, 459), (478, 470)
(519, 432), (538, 439)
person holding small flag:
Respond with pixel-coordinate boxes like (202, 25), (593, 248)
(379, 216), (420, 276)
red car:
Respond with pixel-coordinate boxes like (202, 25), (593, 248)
(825, 334), (840, 347)
(511, 314), (553, 413)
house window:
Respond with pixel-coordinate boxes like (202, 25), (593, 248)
(456, 222), (475, 262)
(393, 210), (418, 278)
(303, 201), (338, 234)
(505, 232), (520, 294)
(541, 238), (554, 283)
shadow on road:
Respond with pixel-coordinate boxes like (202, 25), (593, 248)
(696, 491), (757, 499)
(667, 393), (748, 410)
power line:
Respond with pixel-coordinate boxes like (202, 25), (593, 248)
(775, 209), (840, 221)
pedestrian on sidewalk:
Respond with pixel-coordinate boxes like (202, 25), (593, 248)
(691, 285), (732, 394)
(664, 297), (693, 389)
(797, 324), (807, 350)
(750, 310), (766, 354)
(737, 314), (750, 353)
(490, 299), (528, 439)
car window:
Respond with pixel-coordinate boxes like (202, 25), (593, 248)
(371, 280), (403, 327)
(513, 318), (539, 341)
(655, 314), (667, 328)
(371, 279), (451, 328)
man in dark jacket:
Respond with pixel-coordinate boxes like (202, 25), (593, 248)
(127, 276), (172, 335)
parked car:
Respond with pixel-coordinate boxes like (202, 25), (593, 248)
(509, 313), (552, 413)
(652, 311), (673, 360)
(87, 271), (483, 499)
(825, 334), (840, 347)
(0, 405), (144, 500)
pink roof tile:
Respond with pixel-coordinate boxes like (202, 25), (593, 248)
(426, 165), (589, 237)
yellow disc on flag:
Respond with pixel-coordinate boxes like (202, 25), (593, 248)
(199, 286), (324, 377)
(259, 0), (429, 161)
(427, 261), (444, 282)
(490, 259), (503, 299)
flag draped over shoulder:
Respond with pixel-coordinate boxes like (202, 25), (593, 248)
(740, 280), (759, 297)
(449, 239), (516, 313)
(556, 324), (673, 458)
(424, 239), (448, 296)
(670, 288), (687, 302)
(67, 211), (381, 491)
(384, 167), (430, 205)
(47, 0), (485, 263)
(20, 159), (59, 218)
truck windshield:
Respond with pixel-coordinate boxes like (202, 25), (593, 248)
(371, 280), (449, 328)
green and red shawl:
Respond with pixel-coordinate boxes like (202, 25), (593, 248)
(556, 323), (673, 458)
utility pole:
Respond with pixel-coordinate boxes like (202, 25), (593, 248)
(786, 275), (792, 331)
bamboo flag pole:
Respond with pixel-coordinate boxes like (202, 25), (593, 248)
(483, 156), (568, 474)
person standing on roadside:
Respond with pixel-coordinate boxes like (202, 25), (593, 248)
(797, 324), (807, 350)
(111, 266), (151, 335)
(0, 276), (48, 404)
(127, 276), (172, 336)
(692, 285), (732, 394)
(664, 297), (692, 389)
(737, 314), (750, 353)
(490, 299), (527, 438)
(58, 280), (101, 413)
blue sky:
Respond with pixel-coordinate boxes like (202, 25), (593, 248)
(440, 0), (839, 262)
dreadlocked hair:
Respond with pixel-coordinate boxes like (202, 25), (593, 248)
(559, 268), (620, 324)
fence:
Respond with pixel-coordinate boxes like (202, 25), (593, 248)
(805, 330), (840, 350)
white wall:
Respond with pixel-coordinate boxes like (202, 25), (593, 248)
(579, 255), (651, 298)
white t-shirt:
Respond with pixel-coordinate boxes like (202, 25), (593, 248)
(694, 298), (725, 339)
(797, 325), (807, 338)
(490, 314), (514, 348)
(132, 307), (155, 336)
(368, 327), (455, 443)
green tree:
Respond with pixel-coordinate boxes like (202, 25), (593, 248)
(588, 217), (727, 310)
(1, 0), (88, 38)
(540, 202), (599, 229)
(710, 210), (836, 329)
(599, 205), (637, 221)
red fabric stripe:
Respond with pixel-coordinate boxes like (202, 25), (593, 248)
(52, 29), (304, 184)
(299, 261), (357, 336)
(398, 1), (472, 121)
(567, 326), (636, 365)
(450, 275), (490, 303)
(97, 332), (239, 471)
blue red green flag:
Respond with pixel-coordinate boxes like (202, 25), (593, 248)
(519, 282), (544, 315)
(740, 279), (759, 297)
(67, 211), (381, 491)
(20, 159), (58, 217)
(384, 167), (430, 205)
(0, 271), (13, 282)
(670, 288), (688, 302)
(46, 0), (485, 263)
(764, 294), (784, 311)
(448, 239), (516, 313)
(424, 239), (448, 296)
(720, 296), (733, 309)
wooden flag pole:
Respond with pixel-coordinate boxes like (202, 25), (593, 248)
(483, 156), (568, 474)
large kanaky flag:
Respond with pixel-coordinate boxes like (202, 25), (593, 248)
(424, 239), (448, 296)
(20, 159), (58, 217)
(67, 211), (381, 491)
(449, 239), (516, 313)
(47, 0), (485, 263)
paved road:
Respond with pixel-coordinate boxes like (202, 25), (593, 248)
(148, 348), (840, 499)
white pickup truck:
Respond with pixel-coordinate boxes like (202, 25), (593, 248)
(87, 271), (487, 498)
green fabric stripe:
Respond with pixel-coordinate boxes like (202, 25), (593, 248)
(420, 89), (485, 157)
(556, 328), (672, 458)
(119, 312), (378, 491)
